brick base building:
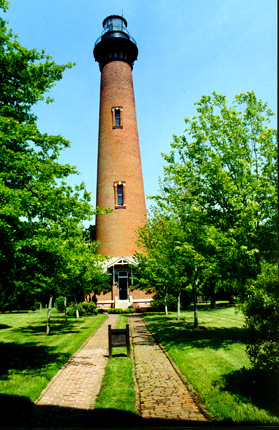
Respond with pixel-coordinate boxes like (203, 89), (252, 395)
(95, 257), (153, 311)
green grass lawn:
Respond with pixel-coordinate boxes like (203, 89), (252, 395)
(0, 309), (106, 403)
(144, 305), (279, 425)
(1, 306), (278, 427)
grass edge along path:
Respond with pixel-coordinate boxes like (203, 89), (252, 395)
(143, 306), (279, 425)
(0, 310), (107, 404)
(94, 314), (137, 416)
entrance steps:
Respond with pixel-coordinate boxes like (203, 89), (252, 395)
(114, 299), (131, 309)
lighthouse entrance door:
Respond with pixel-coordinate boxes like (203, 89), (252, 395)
(118, 271), (128, 300)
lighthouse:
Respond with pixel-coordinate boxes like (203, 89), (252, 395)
(93, 15), (152, 310)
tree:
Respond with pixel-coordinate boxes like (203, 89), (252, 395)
(0, 3), (106, 320)
(134, 210), (201, 321)
(242, 263), (279, 375)
(133, 214), (172, 316)
(58, 233), (110, 318)
(155, 92), (277, 288)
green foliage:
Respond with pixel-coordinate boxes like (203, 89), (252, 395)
(134, 214), (197, 318)
(149, 290), (190, 312)
(158, 92), (276, 262)
(107, 308), (136, 314)
(141, 91), (277, 317)
(81, 301), (98, 315)
(242, 264), (279, 374)
(0, 4), (111, 313)
(67, 301), (98, 317)
(55, 296), (65, 313)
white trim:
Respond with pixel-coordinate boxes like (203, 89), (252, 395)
(107, 256), (136, 268)
(132, 299), (152, 303)
(97, 300), (114, 304)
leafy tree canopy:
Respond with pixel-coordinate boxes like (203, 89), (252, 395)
(0, 3), (105, 310)
(135, 92), (277, 321)
(155, 91), (277, 276)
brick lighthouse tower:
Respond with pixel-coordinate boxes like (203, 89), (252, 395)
(93, 15), (152, 309)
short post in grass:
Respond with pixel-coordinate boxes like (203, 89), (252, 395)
(108, 324), (130, 358)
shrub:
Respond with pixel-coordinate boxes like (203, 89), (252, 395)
(108, 308), (124, 314)
(242, 263), (279, 374)
(30, 301), (41, 311)
(123, 308), (136, 313)
(67, 304), (76, 317)
(55, 296), (66, 313)
(80, 301), (98, 315)
(67, 301), (98, 317)
(107, 307), (136, 314)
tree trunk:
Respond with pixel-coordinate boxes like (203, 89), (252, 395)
(74, 297), (79, 319)
(193, 269), (199, 329)
(64, 296), (68, 324)
(177, 291), (181, 320)
(46, 296), (53, 335)
(194, 293), (199, 328)
(164, 292), (168, 316)
(210, 281), (217, 309)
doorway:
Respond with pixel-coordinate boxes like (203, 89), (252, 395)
(118, 272), (128, 300)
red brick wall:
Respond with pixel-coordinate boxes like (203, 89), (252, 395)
(95, 60), (146, 257)
(131, 289), (153, 299)
(95, 287), (153, 309)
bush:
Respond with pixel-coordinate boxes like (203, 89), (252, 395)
(55, 296), (65, 313)
(67, 304), (76, 317)
(107, 308), (136, 314)
(80, 301), (98, 315)
(242, 263), (279, 374)
(30, 301), (41, 311)
(108, 308), (124, 314)
(124, 308), (136, 313)
(67, 301), (98, 317)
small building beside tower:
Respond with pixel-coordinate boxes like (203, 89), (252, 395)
(93, 15), (153, 310)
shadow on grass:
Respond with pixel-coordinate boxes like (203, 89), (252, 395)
(12, 316), (93, 337)
(1, 394), (276, 429)
(0, 324), (11, 329)
(142, 316), (248, 351)
(107, 353), (128, 358)
(0, 394), (212, 429)
(0, 342), (70, 377)
(196, 302), (233, 310)
(220, 367), (279, 417)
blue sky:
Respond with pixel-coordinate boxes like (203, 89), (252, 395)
(3, 0), (277, 226)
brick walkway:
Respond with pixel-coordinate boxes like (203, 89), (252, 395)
(35, 314), (119, 409)
(25, 314), (119, 427)
(129, 314), (208, 423)
(23, 312), (210, 428)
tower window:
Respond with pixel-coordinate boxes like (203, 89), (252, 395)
(114, 181), (126, 208)
(117, 184), (123, 205)
(112, 106), (123, 129)
(115, 109), (121, 126)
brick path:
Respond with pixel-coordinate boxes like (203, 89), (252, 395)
(35, 314), (119, 410)
(23, 312), (210, 428)
(25, 314), (119, 427)
(129, 314), (208, 423)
